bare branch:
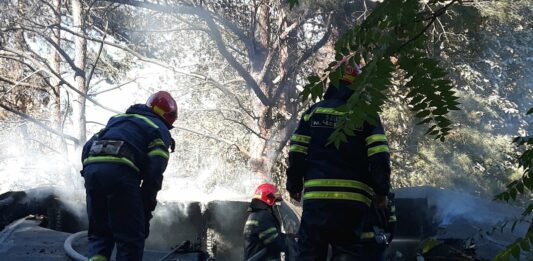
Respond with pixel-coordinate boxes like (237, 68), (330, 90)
(394, 0), (459, 53)
(0, 73), (47, 92)
(86, 22), (108, 89)
(0, 47), (120, 113)
(89, 77), (143, 96)
(102, 0), (270, 106)
(296, 15), (332, 68)
(86, 120), (106, 126)
(224, 116), (266, 141)
(173, 125), (250, 158)
(0, 102), (80, 145)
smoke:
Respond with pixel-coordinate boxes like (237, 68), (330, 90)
(159, 158), (261, 205)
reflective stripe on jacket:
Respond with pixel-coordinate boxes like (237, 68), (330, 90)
(286, 81), (391, 208)
(244, 200), (286, 261)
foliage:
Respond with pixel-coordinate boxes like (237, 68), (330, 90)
(386, 0), (532, 197)
(295, 0), (461, 148)
(492, 108), (533, 261)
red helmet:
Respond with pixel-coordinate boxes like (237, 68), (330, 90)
(340, 62), (362, 83)
(254, 183), (282, 206)
(146, 91), (178, 127)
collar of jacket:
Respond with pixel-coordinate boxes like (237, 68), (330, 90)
(323, 80), (354, 101)
(247, 198), (270, 212)
(125, 104), (173, 130)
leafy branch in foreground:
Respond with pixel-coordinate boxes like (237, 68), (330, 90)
(492, 108), (533, 261)
(297, 0), (461, 147)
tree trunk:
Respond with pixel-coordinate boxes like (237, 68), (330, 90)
(72, 0), (87, 144)
(50, 0), (64, 146)
(248, 0), (271, 181)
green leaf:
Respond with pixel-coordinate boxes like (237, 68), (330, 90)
(417, 118), (432, 125)
(527, 107), (533, 115)
(516, 183), (524, 193)
(510, 244), (520, 259)
(287, 0), (299, 8)
(510, 188), (517, 200)
(413, 102), (428, 111)
(519, 239), (530, 252)
(522, 204), (533, 216)
(415, 110), (431, 118)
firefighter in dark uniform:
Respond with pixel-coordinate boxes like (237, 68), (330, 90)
(361, 192), (397, 261)
(244, 183), (288, 261)
(286, 62), (391, 260)
(81, 91), (177, 261)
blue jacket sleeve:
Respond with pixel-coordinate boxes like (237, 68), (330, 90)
(141, 132), (171, 213)
(286, 110), (312, 194)
(364, 117), (391, 196)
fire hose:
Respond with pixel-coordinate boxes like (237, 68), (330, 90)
(64, 230), (89, 261)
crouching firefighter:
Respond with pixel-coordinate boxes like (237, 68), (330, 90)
(81, 91), (177, 261)
(244, 183), (292, 261)
(361, 192), (397, 261)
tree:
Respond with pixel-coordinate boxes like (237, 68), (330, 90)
(99, 0), (371, 181)
(72, 0), (88, 144)
(493, 109), (533, 261)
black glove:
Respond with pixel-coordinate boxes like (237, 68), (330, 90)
(142, 196), (157, 238)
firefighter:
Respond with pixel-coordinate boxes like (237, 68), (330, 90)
(81, 91), (177, 261)
(244, 183), (289, 261)
(361, 192), (397, 261)
(286, 62), (391, 260)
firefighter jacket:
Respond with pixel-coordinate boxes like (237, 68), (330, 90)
(361, 192), (397, 244)
(244, 199), (287, 261)
(81, 104), (173, 214)
(286, 81), (391, 209)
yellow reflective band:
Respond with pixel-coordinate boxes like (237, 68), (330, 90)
(291, 134), (311, 144)
(341, 74), (356, 83)
(245, 220), (259, 226)
(361, 232), (375, 239)
(259, 227), (277, 239)
(289, 144), (308, 155)
(368, 145), (389, 157)
(148, 138), (165, 148)
(89, 255), (109, 261)
(389, 216), (397, 222)
(148, 149), (169, 159)
(315, 107), (345, 115)
(263, 232), (279, 244)
(303, 191), (371, 206)
(152, 106), (165, 118)
(304, 179), (374, 196)
(113, 114), (159, 129)
(304, 107), (346, 121)
(303, 113), (312, 121)
(83, 156), (140, 172)
(366, 134), (387, 145)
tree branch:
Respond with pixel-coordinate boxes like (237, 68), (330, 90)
(394, 0), (458, 53)
(86, 22), (108, 89)
(0, 102), (80, 145)
(102, 0), (270, 105)
(0, 47), (120, 114)
(174, 125), (250, 159)
(89, 77), (143, 96)
(0, 74), (47, 92)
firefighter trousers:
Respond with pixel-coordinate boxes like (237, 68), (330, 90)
(297, 202), (367, 261)
(84, 164), (145, 261)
